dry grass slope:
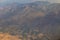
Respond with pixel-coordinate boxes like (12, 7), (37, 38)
(0, 32), (21, 40)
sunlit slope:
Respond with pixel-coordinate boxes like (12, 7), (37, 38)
(0, 32), (21, 40)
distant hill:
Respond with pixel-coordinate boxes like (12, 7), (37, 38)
(0, 1), (60, 40)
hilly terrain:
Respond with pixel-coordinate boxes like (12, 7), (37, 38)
(0, 1), (60, 40)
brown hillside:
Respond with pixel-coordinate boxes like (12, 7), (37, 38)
(0, 32), (21, 40)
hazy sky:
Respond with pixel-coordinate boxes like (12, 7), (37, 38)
(0, 0), (60, 3)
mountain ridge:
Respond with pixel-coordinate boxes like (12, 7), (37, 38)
(0, 1), (60, 40)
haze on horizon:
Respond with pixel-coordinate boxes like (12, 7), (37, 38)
(0, 0), (60, 3)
